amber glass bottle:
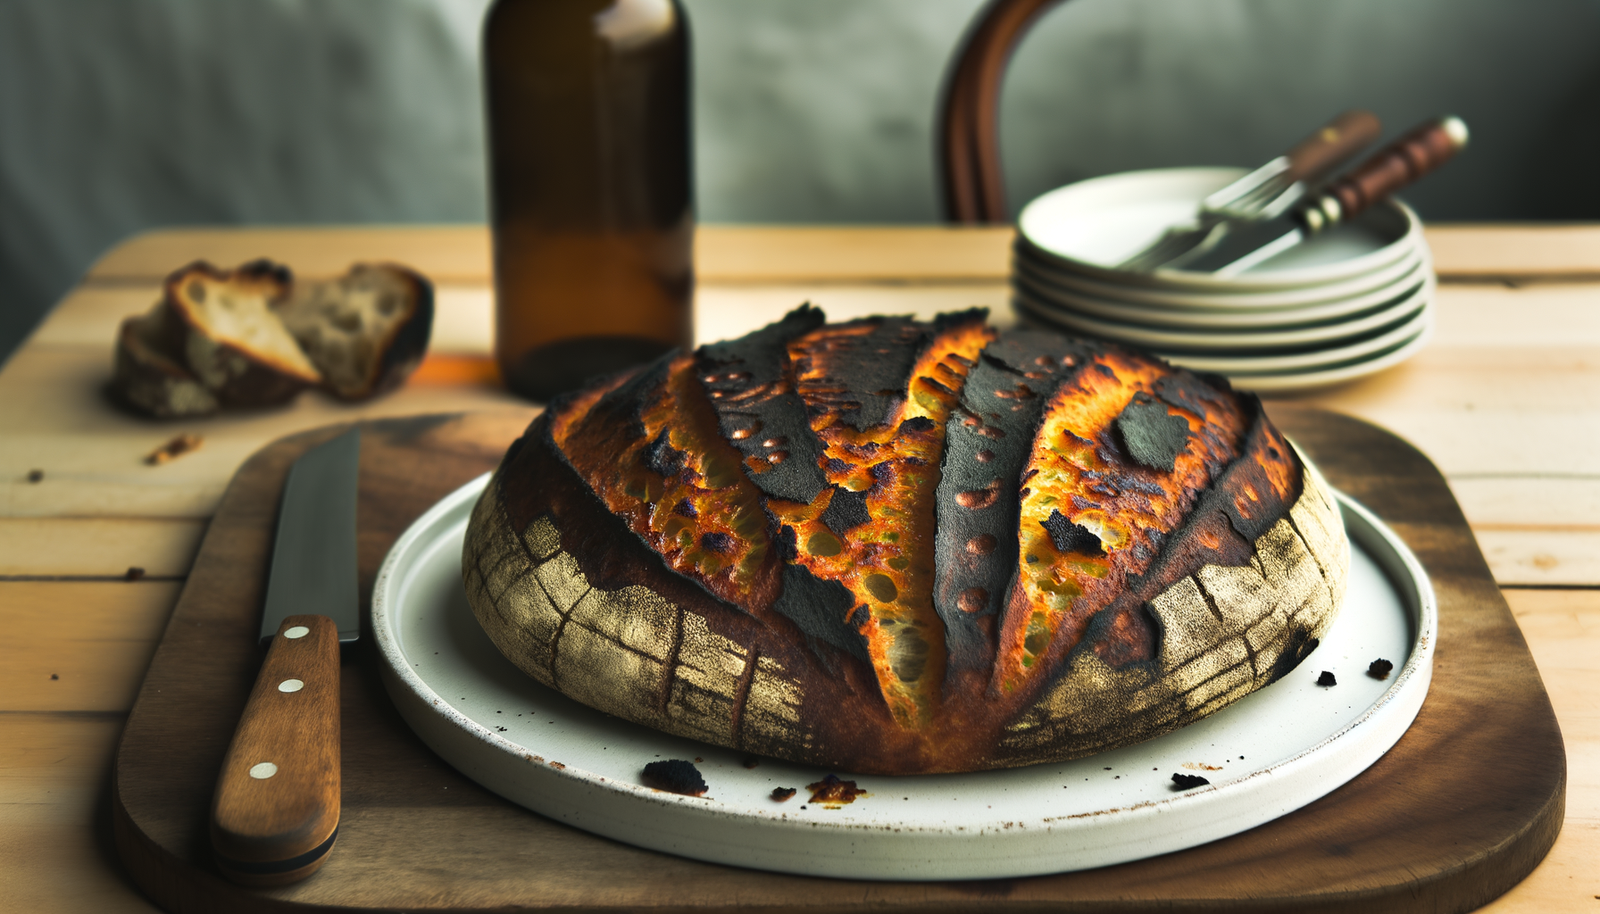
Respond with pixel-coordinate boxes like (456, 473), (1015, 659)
(483, 0), (693, 401)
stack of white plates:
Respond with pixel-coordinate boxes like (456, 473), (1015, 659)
(1013, 168), (1435, 393)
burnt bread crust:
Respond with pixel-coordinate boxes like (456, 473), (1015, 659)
(462, 308), (1349, 774)
(279, 263), (434, 400)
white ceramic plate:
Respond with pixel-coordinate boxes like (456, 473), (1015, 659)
(1014, 276), (1433, 353)
(1013, 243), (1426, 313)
(1220, 320), (1435, 394)
(1016, 168), (1422, 291)
(1014, 256), (1430, 330)
(1136, 303), (1432, 375)
(373, 478), (1435, 881)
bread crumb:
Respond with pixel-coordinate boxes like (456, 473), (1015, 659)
(1367, 658), (1395, 680)
(771, 787), (797, 801)
(125, 567), (146, 581)
(1316, 670), (1337, 687)
(1171, 773), (1209, 790)
(641, 759), (707, 796)
(146, 434), (204, 465)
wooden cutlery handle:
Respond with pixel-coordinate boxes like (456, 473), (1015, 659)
(1283, 109), (1382, 184)
(211, 614), (341, 886)
(1321, 116), (1469, 221)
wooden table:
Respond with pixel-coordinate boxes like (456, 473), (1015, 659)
(2, 224), (1595, 912)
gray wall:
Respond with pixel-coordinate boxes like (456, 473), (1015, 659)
(5, 0), (1600, 364)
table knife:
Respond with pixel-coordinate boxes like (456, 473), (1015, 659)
(1166, 116), (1469, 277)
(1119, 109), (1382, 271)
(210, 427), (360, 886)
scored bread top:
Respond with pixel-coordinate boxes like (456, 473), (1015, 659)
(469, 306), (1347, 773)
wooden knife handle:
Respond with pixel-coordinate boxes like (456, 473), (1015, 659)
(1283, 109), (1382, 184)
(211, 614), (341, 886)
(1321, 116), (1470, 221)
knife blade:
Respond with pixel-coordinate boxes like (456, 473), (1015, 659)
(210, 427), (360, 886)
(1166, 115), (1470, 276)
(1118, 109), (1382, 272)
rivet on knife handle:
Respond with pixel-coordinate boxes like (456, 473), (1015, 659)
(211, 614), (341, 886)
(1281, 109), (1382, 184)
(1309, 115), (1470, 229)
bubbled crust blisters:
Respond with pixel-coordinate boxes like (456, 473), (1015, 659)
(462, 308), (1350, 774)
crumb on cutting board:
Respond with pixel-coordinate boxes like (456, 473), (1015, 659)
(146, 434), (204, 465)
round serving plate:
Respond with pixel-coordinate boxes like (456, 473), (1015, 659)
(1221, 319), (1435, 394)
(1013, 242), (1426, 314)
(373, 475), (1436, 881)
(1143, 303), (1431, 375)
(1014, 275), (1433, 353)
(1014, 256), (1429, 331)
(1016, 167), (1422, 291)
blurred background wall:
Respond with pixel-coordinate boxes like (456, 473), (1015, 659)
(4, 0), (1599, 364)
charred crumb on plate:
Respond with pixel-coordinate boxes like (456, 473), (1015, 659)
(641, 759), (708, 796)
(1368, 658), (1395, 680)
(742, 756), (761, 769)
(806, 774), (867, 807)
(1317, 670), (1337, 687)
(771, 787), (797, 801)
(1171, 773), (1210, 790)
(124, 566), (146, 581)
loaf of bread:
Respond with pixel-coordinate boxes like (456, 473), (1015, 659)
(462, 307), (1349, 774)
(111, 259), (432, 417)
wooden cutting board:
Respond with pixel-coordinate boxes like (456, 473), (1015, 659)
(112, 407), (1565, 913)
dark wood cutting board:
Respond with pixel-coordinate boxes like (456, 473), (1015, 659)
(112, 407), (1565, 913)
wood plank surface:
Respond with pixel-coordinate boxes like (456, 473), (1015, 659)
(0, 714), (164, 914)
(110, 409), (1565, 914)
(0, 519), (204, 579)
(79, 224), (1600, 287)
(1, 582), (181, 712)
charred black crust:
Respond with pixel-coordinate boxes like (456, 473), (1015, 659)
(1041, 509), (1104, 556)
(1113, 393), (1190, 472)
(363, 267), (434, 399)
(772, 562), (871, 664)
(696, 306), (830, 505)
(641, 759), (708, 796)
(813, 316), (929, 430)
(933, 329), (1097, 671)
(820, 485), (871, 534)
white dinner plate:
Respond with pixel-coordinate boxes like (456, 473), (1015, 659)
(1014, 275), (1433, 352)
(1218, 320), (1435, 394)
(373, 476), (1435, 881)
(1016, 168), (1422, 291)
(1133, 303), (1432, 375)
(1013, 256), (1430, 330)
(1013, 243), (1426, 314)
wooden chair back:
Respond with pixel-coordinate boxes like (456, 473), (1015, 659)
(938, 0), (1065, 223)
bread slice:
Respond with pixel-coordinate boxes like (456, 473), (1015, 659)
(160, 260), (322, 407)
(279, 263), (434, 400)
(111, 302), (221, 418)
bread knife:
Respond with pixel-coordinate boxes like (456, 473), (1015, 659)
(1119, 109), (1382, 271)
(210, 427), (360, 886)
(1166, 116), (1469, 276)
